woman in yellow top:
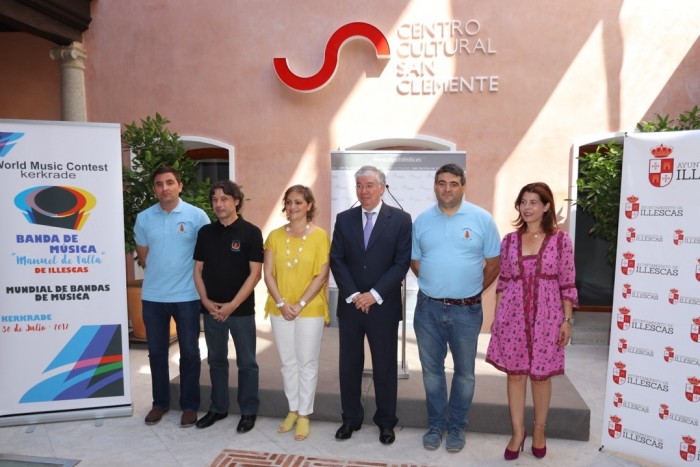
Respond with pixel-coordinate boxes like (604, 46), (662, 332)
(264, 185), (330, 441)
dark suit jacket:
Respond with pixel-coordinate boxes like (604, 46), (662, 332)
(330, 203), (412, 322)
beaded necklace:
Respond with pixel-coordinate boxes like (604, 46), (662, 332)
(285, 223), (310, 269)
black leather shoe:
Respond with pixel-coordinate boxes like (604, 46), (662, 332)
(196, 411), (227, 429)
(379, 427), (396, 445)
(236, 414), (256, 433)
(335, 422), (361, 440)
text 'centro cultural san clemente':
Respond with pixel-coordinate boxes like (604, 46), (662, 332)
(395, 20), (498, 96)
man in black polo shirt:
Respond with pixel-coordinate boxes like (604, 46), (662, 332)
(193, 180), (264, 433)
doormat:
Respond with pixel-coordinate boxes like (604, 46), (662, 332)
(211, 449), (433, 467)
(0, 454), (79, 467)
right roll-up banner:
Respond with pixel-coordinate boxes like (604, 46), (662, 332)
(601, 130), (700, 466)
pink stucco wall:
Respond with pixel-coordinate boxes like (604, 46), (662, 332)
(77, 0), (700, 235)
(0, 33), (61, 121)
(2, 0), (699, 324)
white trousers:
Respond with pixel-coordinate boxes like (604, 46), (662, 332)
(270, 314), (325, 416)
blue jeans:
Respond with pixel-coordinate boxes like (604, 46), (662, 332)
(142, 300), (201, 411)
(203, 313), (259, 415)
(413, 291), (482, 431)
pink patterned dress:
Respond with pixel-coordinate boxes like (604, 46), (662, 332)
(486, 230), (578, 380)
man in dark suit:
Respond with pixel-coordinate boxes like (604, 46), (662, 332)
(330, 165), (412, 445)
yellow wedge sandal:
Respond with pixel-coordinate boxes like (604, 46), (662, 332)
(278, 411), (298, 433)
(295, 416), (309, 441)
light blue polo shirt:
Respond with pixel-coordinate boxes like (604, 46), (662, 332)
(412, 201), (500, 298)
(134, 198), (210, 302)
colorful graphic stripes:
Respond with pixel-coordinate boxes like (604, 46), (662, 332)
(21, 324), (125, 403)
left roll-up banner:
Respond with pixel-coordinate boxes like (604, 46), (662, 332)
(0, 119), (132, 426)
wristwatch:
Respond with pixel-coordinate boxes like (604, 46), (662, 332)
(563, 317), (575, 325)
(299, 299), (307, 308)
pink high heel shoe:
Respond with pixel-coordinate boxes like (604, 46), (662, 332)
(531, 422), (547, 458)
(504, 429), (527, 461)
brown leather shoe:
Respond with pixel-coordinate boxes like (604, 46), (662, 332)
(181, 410), (198, 427)
(145, 407), (168, 425)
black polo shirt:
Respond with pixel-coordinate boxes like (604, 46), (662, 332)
(193, 217), (263, 316)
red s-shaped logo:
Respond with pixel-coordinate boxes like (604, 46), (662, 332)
(273, 22), (390, 93)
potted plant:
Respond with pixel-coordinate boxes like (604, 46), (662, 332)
(122, 113), (213, 340)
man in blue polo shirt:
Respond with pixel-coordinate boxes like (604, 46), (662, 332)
(135, 166), (210, 427)
(411, 163), (500, 453)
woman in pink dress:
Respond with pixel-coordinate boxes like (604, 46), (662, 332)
(485, 182), (578, 461)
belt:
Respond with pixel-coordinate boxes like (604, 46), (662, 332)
(423, 292), (482, 306)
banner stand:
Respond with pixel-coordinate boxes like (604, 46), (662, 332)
(0, 119), (132, 427)
(600, 130), (700, 466)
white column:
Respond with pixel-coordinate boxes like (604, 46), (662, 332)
(50, 42), (88, 122)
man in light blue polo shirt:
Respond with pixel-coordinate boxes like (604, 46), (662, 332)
(134, 166), (210, 428)
(411, 163), (500, 453)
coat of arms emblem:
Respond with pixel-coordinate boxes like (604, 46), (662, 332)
(613, 362), (627, 385)
(648, 144), (674, 188)
(681, 436), (697, 461)
(608, 415), (622, 438)
(625, 195), (640, 219)
(617, 308), (631, 331)
(621, 252), (635, 275)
